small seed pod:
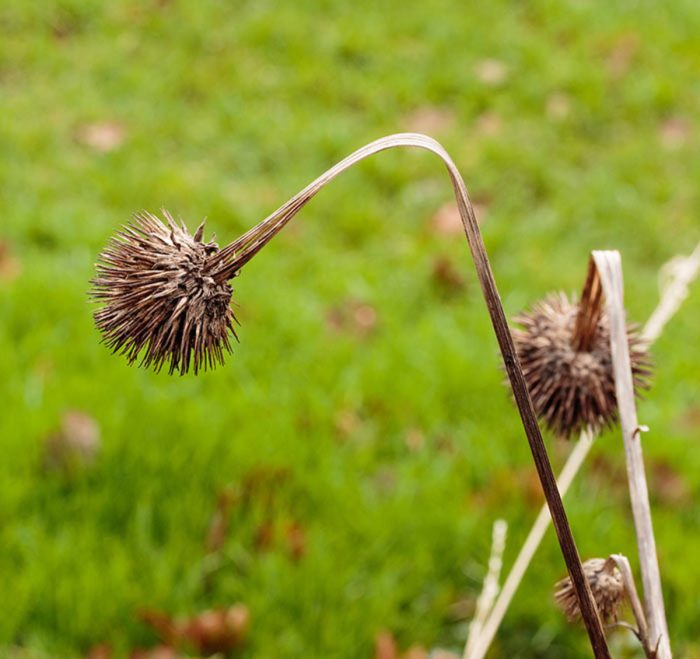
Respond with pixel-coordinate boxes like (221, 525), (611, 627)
(91, 211), (237, 375)
(512, 292), (651, 438)
(555, 557), (625, 623)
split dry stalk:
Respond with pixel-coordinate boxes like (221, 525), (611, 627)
(593, 250), (671, 658)
(244, 133), (610, 655)
(609, 554), (654, 658)
(467, 243), (700, 659)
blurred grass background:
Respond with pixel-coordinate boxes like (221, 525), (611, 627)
(1, 1), (700, 657)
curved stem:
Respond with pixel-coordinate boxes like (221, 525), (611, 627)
(216, 133), (610, 656)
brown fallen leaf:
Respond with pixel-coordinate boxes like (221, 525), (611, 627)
(604, 33), (639, 78)
(431, 257), (466, 296)
(546, 92), (571, 122)
(77, 121), (126, 153)
(130, 646), (180, 659)
(253, 520), (275, 552)
(404, 428), (426, 453)
(334, 408), (362, 439)
(205, 486), (238, 554)
(43, 410), (100, 474)
(430, 199), (488, 237)
(86, 644), (113, 659)
(474, 59), (509, 86)
(430, 202), (462, 236)
(588, 453), (627, 499)
(141, 604), (250, 656)
(475, 112), (503, 138)
(649, 459), (690, 506)
(326, 299), (378, 337)
(659, 116), (691, 150)
(401, 106), (456, 135)
(0, 241), (21, 282)
(401, 645), (428, 659)
(374, 630), (399, 659)
(285, 521), (307, 562)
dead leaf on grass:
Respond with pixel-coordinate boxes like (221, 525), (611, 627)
(474, 59), (509, 86)
(401, 106), (456, 135)
(649, 459), (690, 506)
(374, 630), (399, 659)
(546, 92), (571, 122)
(659, 116), (692, 150)
(431, 257), (466, 295)
(141, 604), (250, 656)
(43, 410), (100, 473)
(429, 199), (488, 237)
(475, 112), (503, 138)
(77, 121), (126, 153)
(205, 486), (238, 554)
(604, 33), (639, 78)
(285, 520), (307, 562)
(326, 300), (378, 337)
(0, 241), (21, 282)
(404, 428), (426, 453)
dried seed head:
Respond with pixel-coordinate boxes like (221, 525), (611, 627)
(555, 557), (625, 623)
(91, 211), (237, 375)
(512, 293), (651, 438)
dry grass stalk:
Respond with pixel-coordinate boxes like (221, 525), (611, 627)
(93, 133), (610, 656)
(466, 243), (699, 659)
(609, 553), (655, 658)
(463, 520), (507, 659)
(592, 250), (671, 658)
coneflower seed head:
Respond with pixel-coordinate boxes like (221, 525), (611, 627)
(513, 293), (651, 438)
(91, 211), (237, 375)
(555, 557), (625, 623)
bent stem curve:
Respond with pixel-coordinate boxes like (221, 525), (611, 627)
(216, 133), (610, 656)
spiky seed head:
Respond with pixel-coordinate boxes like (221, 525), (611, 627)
(512, 293), (651, 438)
(555, 557), (625, 623)
(91, 211), (237, 375)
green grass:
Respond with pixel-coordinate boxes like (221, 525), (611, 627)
(2, 1), (700, 657)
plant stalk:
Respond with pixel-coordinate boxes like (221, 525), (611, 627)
(592, 251), (671, 658)
(216, 133), (610, 656)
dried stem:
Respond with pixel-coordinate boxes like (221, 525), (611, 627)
(219, 133), (609, 655)
(573, 259), (605, 352)
(466, 429), (595, 659)
(643, 242), (700, 344)
(464, 520), (508, 659)
(467, 243), (699, 659)
(593, 250), (671, 658)
(609, 554), (654, 658)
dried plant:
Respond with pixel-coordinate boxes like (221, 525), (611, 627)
(92, 133), (612, 657)
(92, 206), (292, 375)
(555, 557), (625, 623)
(466, 249), (695, 659)
(512, 292), (651, 438)
(92, 211), (236, 374)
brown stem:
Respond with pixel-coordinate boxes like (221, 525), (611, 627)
(216, 133), (610, 656)
(610, 554), (656, 658)
(573, 257), (605, 352)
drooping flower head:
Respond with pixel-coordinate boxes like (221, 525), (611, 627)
(91, 211), (237, 374)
